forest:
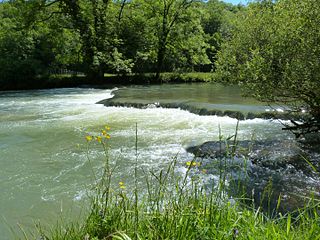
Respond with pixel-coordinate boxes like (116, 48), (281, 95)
(1, 0), (319, 135)
(0, 0), (241, 84)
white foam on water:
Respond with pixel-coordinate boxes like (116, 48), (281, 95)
(0, 87), (296, 239)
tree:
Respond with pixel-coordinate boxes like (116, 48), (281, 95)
(164, 5), (210, 72)
(58, 0), (105, 80)
(200, 0), (243, 71)
(216, 0), (320, 136)
(0, 1), (54, 87)
(0, 0), (82, 89)
(142, 0), (201, 78)
(115, 0), (210, 75)
(59, 0), (136, 79)
(114, 0), (156, 73)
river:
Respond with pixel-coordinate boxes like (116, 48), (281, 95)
(0, 84), (316, 239)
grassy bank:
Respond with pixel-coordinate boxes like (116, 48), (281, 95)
(35, 127), (320, 240)
(46, 72), (216, 88)
(0, 72), (216, 91)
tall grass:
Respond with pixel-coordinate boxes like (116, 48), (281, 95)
(38, 125), (320, 240)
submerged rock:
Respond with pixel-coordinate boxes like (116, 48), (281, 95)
(186, 139), (320, 213)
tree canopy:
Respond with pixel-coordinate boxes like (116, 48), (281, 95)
(216, 0), (320, 136)
(0, 0), (237, 84)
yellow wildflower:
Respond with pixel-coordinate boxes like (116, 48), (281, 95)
(119, 181), (126, 189)
(105, 134), (111, 139)
(105, 126), (111, 131)
(186, 161), (200, 167)
(102, 130), (107, 135)
(85, 135), (93, 142)
(96, 136), (102, 143)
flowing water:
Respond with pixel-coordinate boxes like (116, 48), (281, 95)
(0, 84), (313, 239)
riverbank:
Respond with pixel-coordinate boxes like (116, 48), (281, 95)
(43, 181), (320, 240)
(38, 113), (319, 240)
(0, 72), (214, 91)
(40, 138), (320, 240)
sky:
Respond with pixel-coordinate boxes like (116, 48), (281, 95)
(222, 0), (247, 5)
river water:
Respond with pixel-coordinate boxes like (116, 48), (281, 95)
(0, 84), (306, 238)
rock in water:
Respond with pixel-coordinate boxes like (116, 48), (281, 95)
(186, 139), (320, 213)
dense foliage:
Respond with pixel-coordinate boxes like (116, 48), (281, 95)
(0, 0), (238, 85)
(216, 0), (320, 136)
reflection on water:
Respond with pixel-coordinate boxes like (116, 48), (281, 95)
(0, 85), (293, 239)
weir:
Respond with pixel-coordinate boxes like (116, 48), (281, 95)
(98, 83), (297, 120)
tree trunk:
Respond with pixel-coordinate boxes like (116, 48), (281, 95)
(87, 67), (104, 81)
(155, 44), (166, 80)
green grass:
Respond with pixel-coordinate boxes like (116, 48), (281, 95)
(47, 72), (216, 85)
(1, 71), (217, 90)
(36, 127), (320, 240)
(157, 72), (217, 83)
